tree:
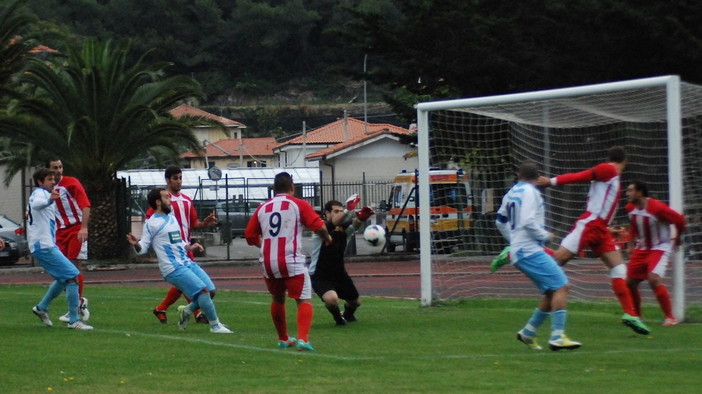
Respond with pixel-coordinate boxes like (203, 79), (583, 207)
(342, 0), (702, 121)
(0, 0), (34, 101)
(0, 39), (210, 259)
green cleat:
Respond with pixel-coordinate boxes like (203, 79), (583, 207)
(490, 246), (511, 273)
(296, 339), (315, 352)
(278, 337), (297, 348)
(516, 330), (542, 350)
(622, 313), (651, 335)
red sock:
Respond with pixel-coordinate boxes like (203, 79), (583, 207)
(297, 302), (314, 342)
(77, 273), (85, 299)
(156, 287), (183, 311)
(629, 287), (642, 317)
(611, 278), (636, 316)
(271, 303), (288, 341)
(654, 284), (674, 318)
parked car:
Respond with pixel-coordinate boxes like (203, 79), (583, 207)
(0, 214), (29, 265)
(215, 199), (264, 240)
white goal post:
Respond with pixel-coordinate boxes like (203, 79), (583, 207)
(415, 76), (702, 322)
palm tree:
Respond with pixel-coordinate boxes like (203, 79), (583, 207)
(0, 0), (33, 100)
(0, 38), (212, 259)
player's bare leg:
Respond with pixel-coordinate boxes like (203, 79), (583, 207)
(321, 290), (346, 325)
(552, 246), (575, 266)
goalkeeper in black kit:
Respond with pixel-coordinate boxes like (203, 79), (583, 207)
(309, 195), (375, 325)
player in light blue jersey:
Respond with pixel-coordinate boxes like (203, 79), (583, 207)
(127, 188), (231, 334)
(495, 161), (580, 351)
(28, 168), (93, 330)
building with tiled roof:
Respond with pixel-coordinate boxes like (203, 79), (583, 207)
(169, 104), (246, 144)
(273, 116), (416, 182)
(181, 137), (277, 169)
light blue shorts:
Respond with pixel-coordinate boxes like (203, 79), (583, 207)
(165, 264), (215, 300)
(32, 246), (80, 283)
(514, 251), (568, 294)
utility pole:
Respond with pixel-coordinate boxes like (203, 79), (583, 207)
(363, 54), (368, 134)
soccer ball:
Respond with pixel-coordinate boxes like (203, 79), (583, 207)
(363, 225), (386, 247)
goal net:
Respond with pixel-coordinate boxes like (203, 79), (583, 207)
(415, 76), (702, 322)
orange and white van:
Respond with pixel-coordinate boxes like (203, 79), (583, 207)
(384, 169), (473, 253)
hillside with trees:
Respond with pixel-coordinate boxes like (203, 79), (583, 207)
(20, 0), (702, 130)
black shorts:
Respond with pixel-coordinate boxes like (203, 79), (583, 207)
(311, 273), (359, 301)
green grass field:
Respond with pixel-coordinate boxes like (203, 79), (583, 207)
(1, 285), (700, 393)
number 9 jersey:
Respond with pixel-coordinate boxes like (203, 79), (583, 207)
(245, 194), (325, 278)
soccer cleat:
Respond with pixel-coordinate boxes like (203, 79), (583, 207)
(490, 246), (510, 273)
(622, 313), (651, 335)
(516, 330), (542, 350)
(296, 339), (315, 352)
(195, 312), (209, 324)
(59, 298), (90, 322)
(548, 335), (581, 351)
(79, 297), (90, 322)
(177, 305), (190, 330)
(153, 309), (168, 324)
(32, 306), (53, 327)
(342, 310), (357, 323)
(334, 315), (347, 326)
(662, 317), (678, 326)
(278, 337), (298, 349)
(67, 320), (94, 330)
(210, 323), (233, 334)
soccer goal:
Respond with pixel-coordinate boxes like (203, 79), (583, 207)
(415, 76), (702, 322)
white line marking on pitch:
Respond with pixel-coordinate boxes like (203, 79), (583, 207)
(97, 328), (382, 361)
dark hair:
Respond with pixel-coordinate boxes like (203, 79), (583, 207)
(518, 161), (540, 181)
(607, 146), (626, 163)
(324, 200), (343, 213)
(147, 187), (166, 209)
(33, 168), (54, 186)
(44, 158), (61, 169)
(630, 180), (649, 197)
(164, 165), (182, 180)
(274, 172), (293, 194)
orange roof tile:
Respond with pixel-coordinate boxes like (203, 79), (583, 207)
(169, 104), (246, 128)
(181, 137), (277, 158)
(29, 44), (59, 54)
(305, 129), (407, 160)
(274, 117), (409, 149)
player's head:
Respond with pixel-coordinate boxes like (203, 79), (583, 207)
(517, 161), (540, 181)
(274, 172), (294, 194)
(33, 168), (55, 190)
(164, 165), (183, 193)
(607, 146), (626, 163)
(626, 180), (648, 203)
(324, 200), (344, 220)
(45, 158), (64, 182)
(147, 187), (171, 214)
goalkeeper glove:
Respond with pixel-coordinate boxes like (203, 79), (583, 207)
(355, 206), (375, 221)
(346, 194), (361, 211)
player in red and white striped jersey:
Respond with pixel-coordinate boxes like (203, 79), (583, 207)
(148, 166), (218, 324)
(625, 180), (686, 326)
(245, 172), (332, 351)
(536, 146), (650, 335)
(46, 159), (91, 322)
